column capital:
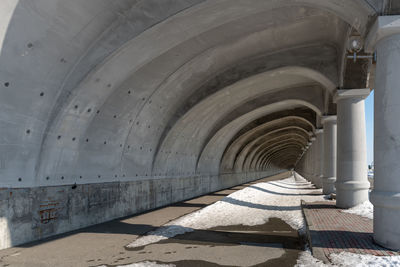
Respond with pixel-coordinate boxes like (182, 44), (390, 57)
(333, 89), (370, 103)
(315, 128), (324, 135)
(321, 115), (337, 124)
(365, 15), (400, 53)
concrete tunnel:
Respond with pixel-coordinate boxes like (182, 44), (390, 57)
(1, 0), (400, 250)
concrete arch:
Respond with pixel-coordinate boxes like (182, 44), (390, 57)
(220, 116), (314, 171)
(0, 0), (383, 250)
(16, 1), (361, 186)
(253, 143), (304, 170)
(250, 133), (310, 169)
(197, 99), (319, 175)
(35, 23), (339, 182)
(257, 144), (305, 169)
(241, 132), (310, 171)
(266, 146), (304, 166)
(153, 68), (326, 174)
(233, 128), (311, 171)
(263, 150), (303, 169)
(235, 133), (309, 171)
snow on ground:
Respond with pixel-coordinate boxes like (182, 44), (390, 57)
(100, 262), (174, 267)
(341, 200), (373, 219)
(331, 252), (400, 267)
(296, 250), (400, 267)
(128, 175), (325, 248)
(125, 174), (400, 266)
(295, 250), (331, 267)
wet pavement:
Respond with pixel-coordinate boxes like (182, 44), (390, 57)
(115, 218), (304, 267)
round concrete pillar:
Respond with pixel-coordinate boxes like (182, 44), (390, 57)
(366, 15), (400, 250)
(309, 138), (316, 184)
(314, 129), (324, 188)
(335, 89), (370, 208)
(303, 144), (311, 181)
(321, 116), (337, 194)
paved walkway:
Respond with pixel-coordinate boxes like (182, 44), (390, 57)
(302, 201), (400, 263)
(0, 172), (299, 267)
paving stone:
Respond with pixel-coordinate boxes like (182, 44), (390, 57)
(302, 201), (400, 263)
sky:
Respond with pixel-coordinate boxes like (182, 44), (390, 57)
(365, 90), (374, 166)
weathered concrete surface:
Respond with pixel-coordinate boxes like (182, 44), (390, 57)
(0, 171), (278, 249)
(0, 173), (291, 267)
(0, 0), (393, 251)
(335, 89), (370, 208)
(367, 16), (400, 250)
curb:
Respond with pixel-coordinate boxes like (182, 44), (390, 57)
(301, 200), (331, 264)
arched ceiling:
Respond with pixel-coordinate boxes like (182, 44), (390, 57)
(0, 0), (383, 187)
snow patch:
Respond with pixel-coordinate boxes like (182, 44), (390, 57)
(128, 175), (326, 248)
(296, 250), (400, 267)
(341, 201), (373, 220)
(330, 252), (400, 267)
(100, 262), (175, 267)
(295, 250), (331, 267)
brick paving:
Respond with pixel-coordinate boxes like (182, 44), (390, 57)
(302, 201), (400, 263)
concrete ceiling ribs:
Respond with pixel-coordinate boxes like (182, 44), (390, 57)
(0, 0), (375, 187)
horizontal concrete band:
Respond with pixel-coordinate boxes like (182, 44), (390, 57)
(365, 15), (400, 52)
(322, 177), (336, 183)
(370, 190), (400, 209)
(0, 170), (279, 250)
(335, 181), (370, 191)
(333, 88), (371, 102)
(321, 116), (337, 123)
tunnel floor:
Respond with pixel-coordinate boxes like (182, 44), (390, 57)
(0, 172), (304, 267)
(120, 218), (303, 267)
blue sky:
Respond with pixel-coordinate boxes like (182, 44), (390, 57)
(365, 90), (374, 166)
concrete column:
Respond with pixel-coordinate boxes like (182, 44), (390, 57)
(366, 15), (400, 250)
(308, 140), (313, 183)
(311, 137), (318, 186)
(309, 138), (315, 183)
(303, 147), (308, 181)
(314, 129), (324, 188)
(321, 116), (337, 194)
(335, 89), (370, 208)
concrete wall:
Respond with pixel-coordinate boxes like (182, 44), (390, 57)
(0, 170), (278, 249)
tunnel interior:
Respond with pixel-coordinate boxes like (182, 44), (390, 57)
(0, 0), (383, 249)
